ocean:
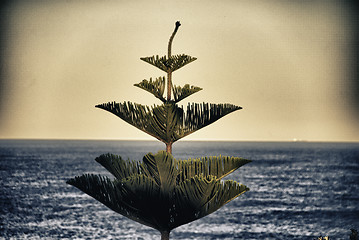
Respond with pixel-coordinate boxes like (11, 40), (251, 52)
(0, 140), (358, 239)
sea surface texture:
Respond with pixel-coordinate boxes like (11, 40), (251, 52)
(0, 140), (358, 239)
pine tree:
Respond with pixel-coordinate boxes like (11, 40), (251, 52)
(67, 21), (251, 240)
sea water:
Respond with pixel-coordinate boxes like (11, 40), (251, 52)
(0, 140), (358, 239)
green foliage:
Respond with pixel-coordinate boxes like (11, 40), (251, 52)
(172, 84), (202, 103)
(313, 229), (358, 240)
(176, 155), (251, 182)
(350, 229), (358, 240)
(96, 101), (241, 144)
(68, 21), (251, 239)
(134, 77), (202, 104)
(67, 151), (250, 232)
(134, 77), (166, 102)
(140, 54), (197, 73)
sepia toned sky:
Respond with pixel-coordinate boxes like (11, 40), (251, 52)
(0, 0), (358, 142)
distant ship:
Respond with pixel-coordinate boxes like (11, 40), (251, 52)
(292, 138), (308, 142)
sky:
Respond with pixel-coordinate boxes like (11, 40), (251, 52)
(0, 0), (358, 142)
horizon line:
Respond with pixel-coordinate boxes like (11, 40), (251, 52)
(1, 137), (358, 143)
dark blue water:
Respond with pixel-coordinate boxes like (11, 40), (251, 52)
(0, 140), (358, 239)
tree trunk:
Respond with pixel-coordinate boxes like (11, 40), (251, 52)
(166, 142), (172, 154)
(166, 21), (181, 102)
(161, 230), (170, 240)
(167, 71), (172, 101)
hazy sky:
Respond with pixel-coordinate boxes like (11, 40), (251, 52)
(0, 1), (358, 142)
